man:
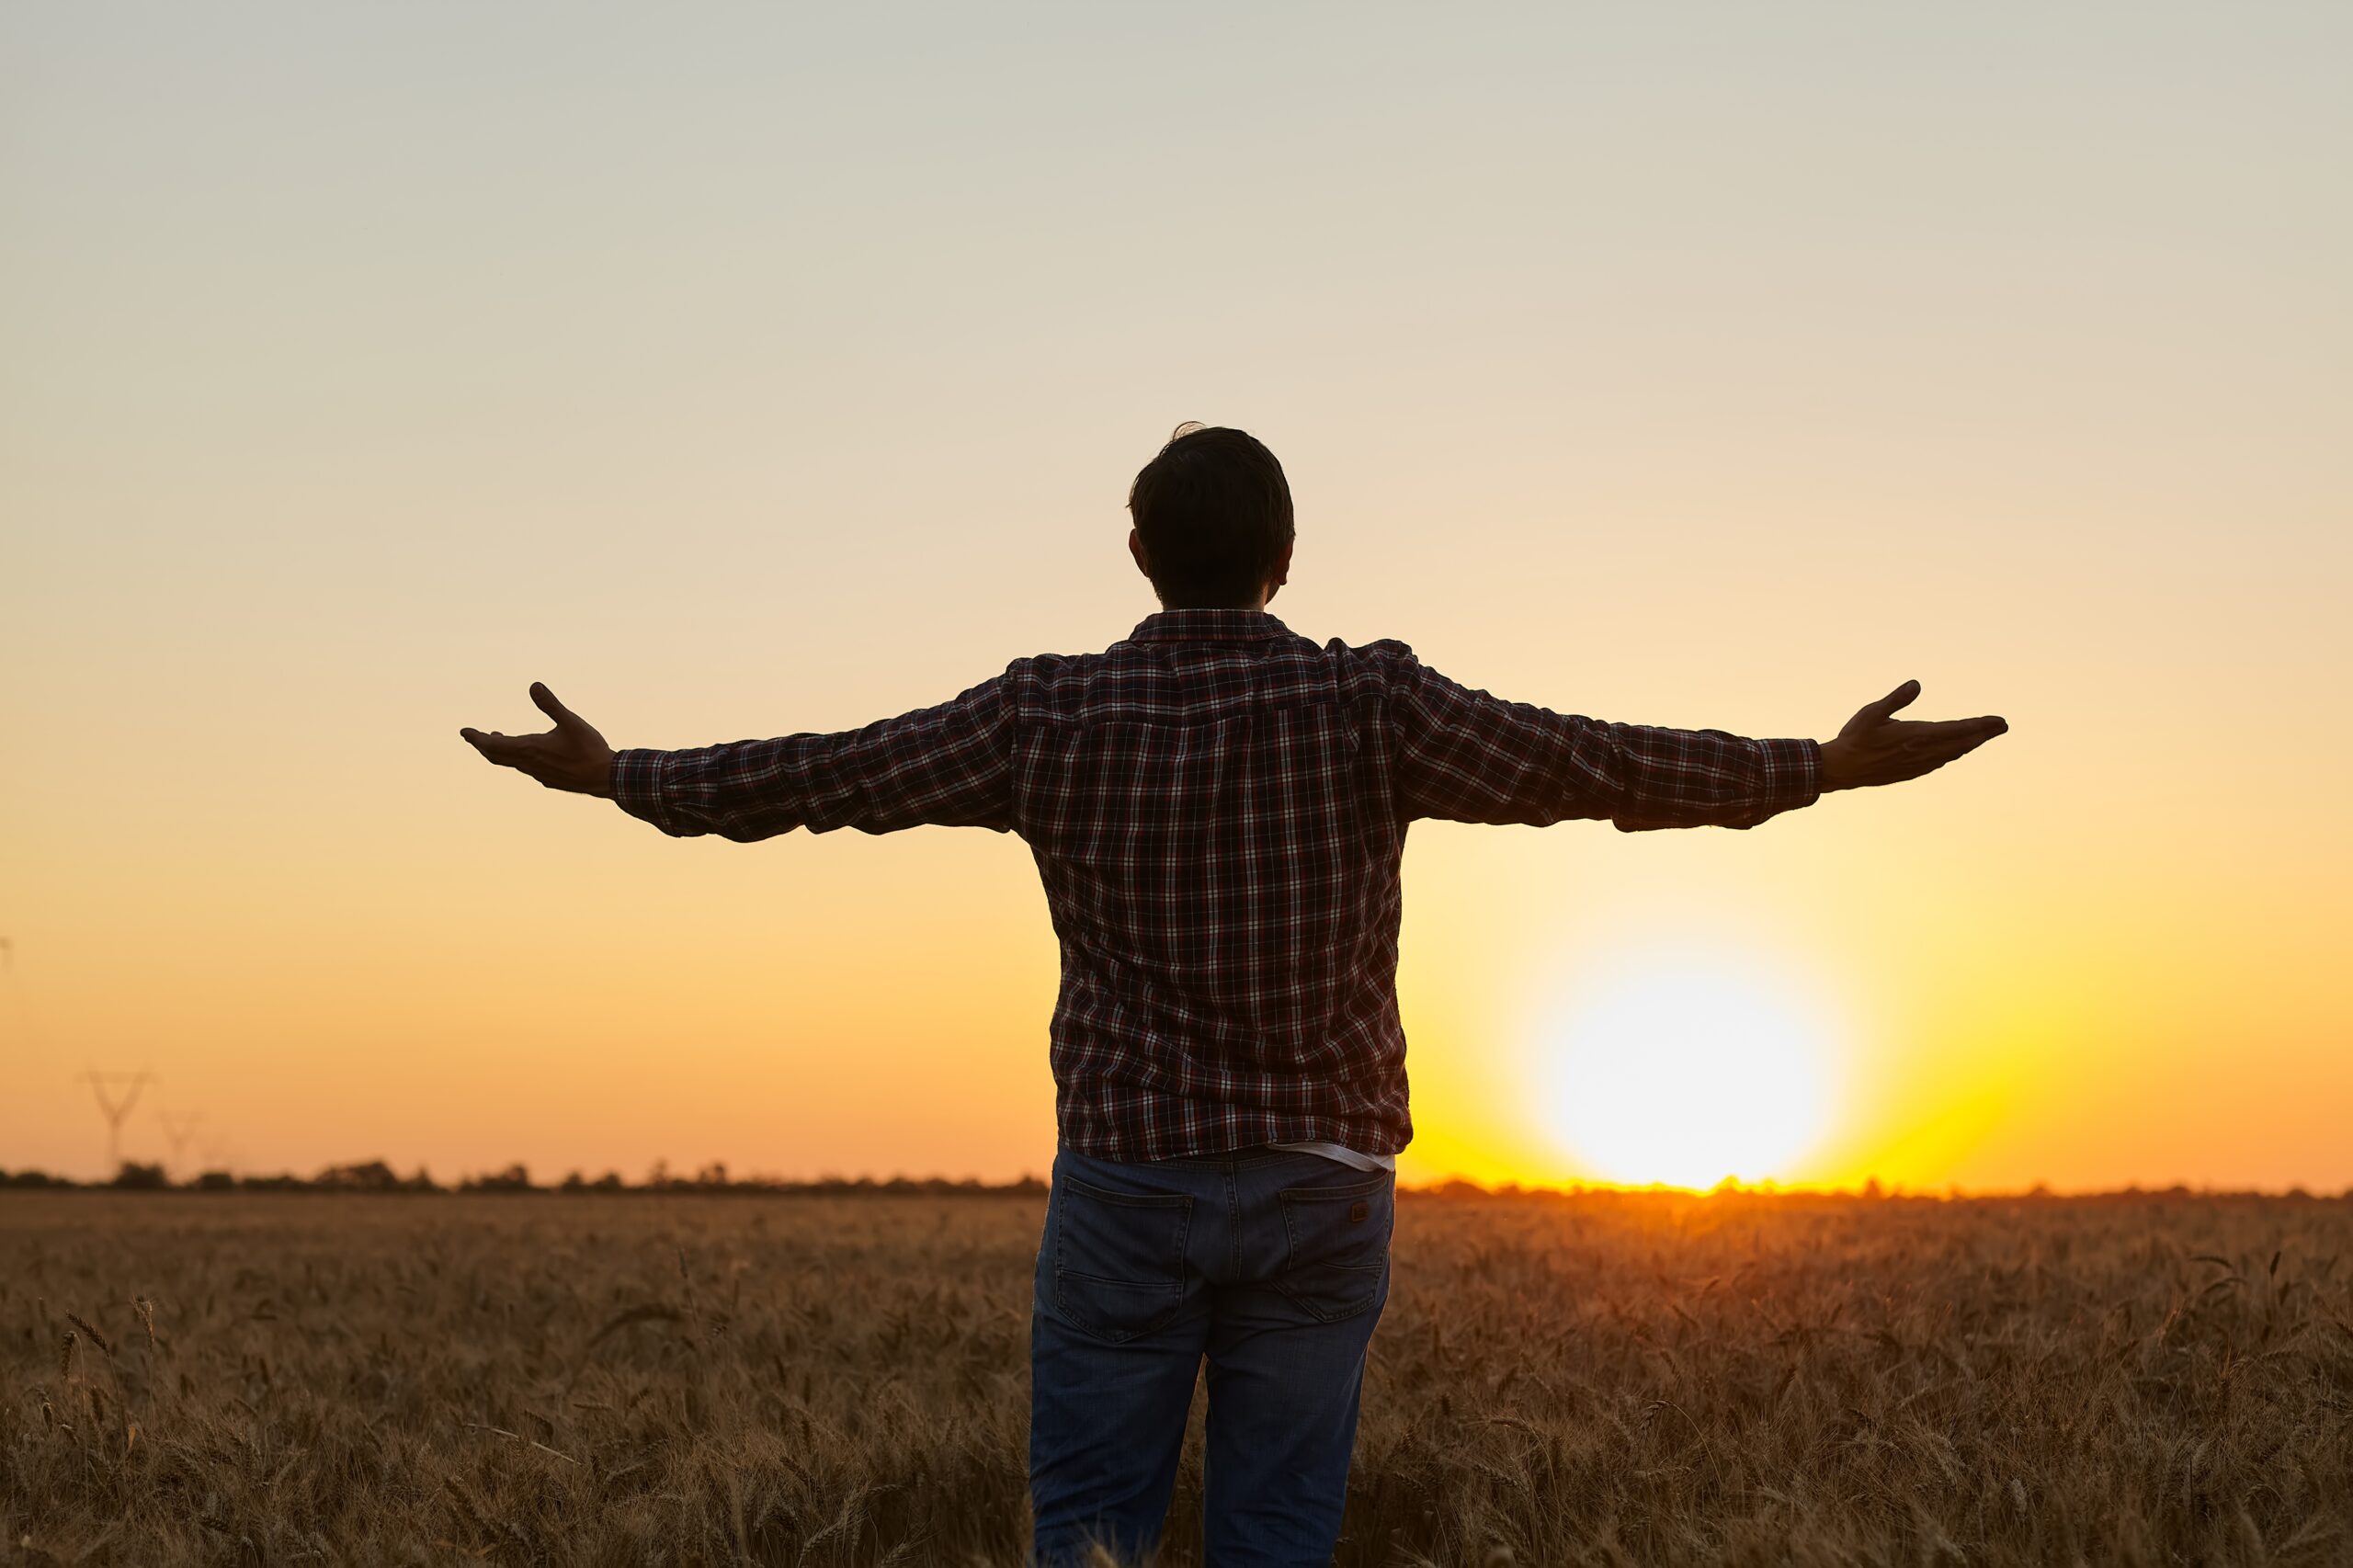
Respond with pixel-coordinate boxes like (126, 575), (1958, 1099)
(462, 424), (2006, 1567)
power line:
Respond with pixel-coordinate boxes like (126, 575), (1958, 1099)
(2, 934), (51, 1055)
(157, 1108), (205, 1176)
(0, 936), (34, 1045)
(81, 1070), (154, 1176)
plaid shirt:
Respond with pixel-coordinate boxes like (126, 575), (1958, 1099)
(611, 609), (1821, 1162)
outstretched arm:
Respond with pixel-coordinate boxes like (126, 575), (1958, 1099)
(1392, 660), (2004, 831)
(460, 677), (1015, 840)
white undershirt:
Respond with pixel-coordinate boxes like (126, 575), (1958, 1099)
(1268, 1140), (1396, 1173)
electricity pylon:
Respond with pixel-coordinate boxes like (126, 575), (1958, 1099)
(82, 1071), (154, 1176)
(157, 1108), (205, 1176)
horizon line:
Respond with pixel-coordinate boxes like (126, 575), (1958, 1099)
(7, 1159), (2351, 1204)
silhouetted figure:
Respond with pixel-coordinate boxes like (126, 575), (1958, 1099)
(463, 424), (2006, 1567)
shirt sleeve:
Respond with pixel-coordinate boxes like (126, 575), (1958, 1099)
(1388, 656), (1821, 831)
(608, 675), (1016, 841)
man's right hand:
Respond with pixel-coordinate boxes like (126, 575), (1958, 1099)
(1819, 679), (2007, 791)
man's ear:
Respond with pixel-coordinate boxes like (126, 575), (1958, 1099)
(1129, 528), (1153, 580)
(1265, 539), (1294, 603)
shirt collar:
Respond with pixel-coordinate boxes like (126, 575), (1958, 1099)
(1129, 608), (1293, 643)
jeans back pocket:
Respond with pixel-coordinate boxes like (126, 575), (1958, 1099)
(1051, 1172), (1194, 1344)
(1275, 1171), (1393, 1323)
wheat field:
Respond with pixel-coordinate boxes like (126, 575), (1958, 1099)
(6, 1189), (2351, 1566)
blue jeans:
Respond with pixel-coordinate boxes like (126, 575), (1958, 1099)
(1029, 1144), (1395, 1568)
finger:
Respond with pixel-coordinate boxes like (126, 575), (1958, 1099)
(1864, 679), (1922, 722)
(530, 681), (582, 729)
(1904, 715), (2006, 744)
(1900, 723), (2006, 768)
(461, 729), (534, 767)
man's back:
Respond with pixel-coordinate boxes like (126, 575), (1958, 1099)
(1013, 608), (1420, 1162)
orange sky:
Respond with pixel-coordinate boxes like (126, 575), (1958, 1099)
(4, 5), (2348, 1189)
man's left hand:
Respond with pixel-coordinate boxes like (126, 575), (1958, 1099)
(460, 682), (618, 797)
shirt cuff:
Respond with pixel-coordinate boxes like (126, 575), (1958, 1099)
(609, 747), (676, 834)
(1757, 736), (1824, 812)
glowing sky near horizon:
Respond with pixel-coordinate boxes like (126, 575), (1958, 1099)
(3, 3), (2348, 1189)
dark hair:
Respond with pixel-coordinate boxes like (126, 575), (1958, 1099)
(1126, 424), (1294, 608)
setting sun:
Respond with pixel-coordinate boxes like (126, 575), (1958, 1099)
(1536, 951), (1841, 1189)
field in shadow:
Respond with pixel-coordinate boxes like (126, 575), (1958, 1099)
(6, 1188), (2350, 1565)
